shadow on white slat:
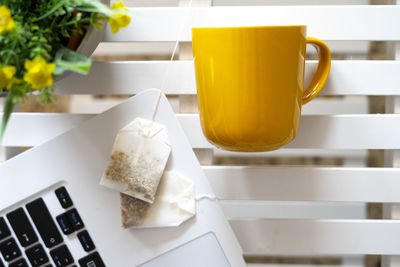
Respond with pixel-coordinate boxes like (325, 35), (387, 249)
(68, 95), (368, 115)
(92, 41), (370, 58)
(301, 97), (368, 115)
(213, 149), (367, 159)
(221, 201), (366, 219)
(56, 61), (400, 96)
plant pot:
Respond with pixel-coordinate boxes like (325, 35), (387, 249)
(54, 0), (110, 82)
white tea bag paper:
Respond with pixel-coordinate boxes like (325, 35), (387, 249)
(100, 118), (171, 203)
(120, 171), (195, 228)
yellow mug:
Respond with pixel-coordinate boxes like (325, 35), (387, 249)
(192, 25), (331, 152)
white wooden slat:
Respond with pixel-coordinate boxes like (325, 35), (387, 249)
(382, 4), (400, 266)
(221, 201), (366, 219)
(93, 41), (370, 58)
(308, 41), (370, 56)
(0, 112), (369, 160)
(301, 97), (368, 115)
(214, 149), (367, 160)
(2, 113), (400, 149)
(69, 95), (179, 114)
(247, 265), (362, 267)
(56, 61), (194, 95)
(120, 0), (177, 7)
(1, 113), (93, 147)
(112, 41), (368, 60)
(178, 114), (400, 149)
(93, 42), (176, 57)
(178, 0), (211, 7)
(229, 219), (400, 255)
(68, 95), (368, 115)
(204, 166), (400, 202)
(121, 0), (370, 7)
(56, 61), (400, 96)
(0, 147), (5, 163)
(104, 7), (400, 42)
(214, 0), (370, 5)
(69, 95), (124, 114)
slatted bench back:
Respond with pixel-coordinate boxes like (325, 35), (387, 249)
(2, 1), (400, 267)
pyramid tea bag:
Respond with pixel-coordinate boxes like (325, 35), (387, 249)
(120, 171), (195, 229)
(100, 118), (171, 203)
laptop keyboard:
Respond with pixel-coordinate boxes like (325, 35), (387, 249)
(0, 186), (105, 267)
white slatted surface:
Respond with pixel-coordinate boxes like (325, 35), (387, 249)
(56, 61), (400, 95)
(4, 2), (400, 265)
(3, 113), (400, 149)
(104, 7), (400, 42)
(221, 201), (366, 219)
(92, 41), (371, 58)
(180, 114), (400, 149)
(205, 167), (400, 202)
(214, 0), (370, 5)
(122, 0), (370, 6)
(382, 2), (400, 267)
(231, 219), (400, 255)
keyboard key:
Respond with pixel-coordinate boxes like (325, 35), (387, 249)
(55, 187), (73, 209)
(77, 230), (95, 252)
(50, 245), (74, 267)
(26, 244), (49, 267)
(43, 265), (53, 267)
(0, 238), (21, 262)
(26, 198), (63, 248)
(66, 209), (84, 230)
(56, 214), (74, 235)
(78, 252), (105, 267)
(9, 258), (29, 267)
(7, 208), (38, 247)
(0, 217), (10, 240)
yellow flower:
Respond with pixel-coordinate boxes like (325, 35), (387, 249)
(23, 56), (55, 90)
(109, 1), (131, 34)
(0, 5), (14, 34)
(0, 65), (16, 89)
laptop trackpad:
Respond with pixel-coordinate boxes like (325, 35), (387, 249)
(138, 232), (232, 267)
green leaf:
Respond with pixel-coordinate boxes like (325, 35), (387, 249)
(37, 0), (71, 21)
(0, 94), (16, 144)
(90, 13), (104, 30)
(54, 46), (92, 75)
(37, 87), (56, 105)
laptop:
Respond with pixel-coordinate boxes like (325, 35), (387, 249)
(0, 89), (246, 267)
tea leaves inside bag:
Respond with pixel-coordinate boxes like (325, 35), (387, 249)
(119, 171), (196, 229)
(101, 118), (171, 203)
(106, 150), (163, 201)
(120, 193), (151, 228)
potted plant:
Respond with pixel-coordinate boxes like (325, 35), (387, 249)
(0, 0), (132, 140)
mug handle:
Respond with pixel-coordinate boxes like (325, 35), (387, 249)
(302, 37), (331, 104)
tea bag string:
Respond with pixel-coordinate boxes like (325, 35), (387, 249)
(195, 194), (218, 202)
(150, 0), (194, 127)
